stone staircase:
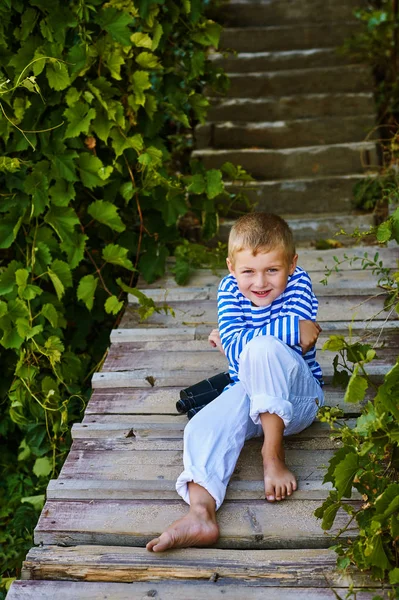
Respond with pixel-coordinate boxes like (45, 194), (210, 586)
(195, 0), (378, 244)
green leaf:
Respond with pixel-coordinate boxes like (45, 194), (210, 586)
(136, 51), (161, 69)
(102, 244), (134, 270)
(188, 174), (206, 194)
(389, 568), (399, 584)
(322, 335), (346, 352)
(131, 32), (153, 48)
(88, 200), (126, 232)
(96, 8), (134, 45)
(41, 303), (59, 328)
(365, 533), (391, 570)
(138, 146), (163, 168)
(376, 220), (392, 243)
(64, 102), (96, 138)
(105, 295), (124, 315)
(333, 452), (359, 498)
(21, 494), (45, 510)
(206, 169), (224, 199)
(132, 70), (152, 106)
(104, 49), (125, 80)
(51, 151), (79, 182)
(78, 153), (112, 189)
(111, 129), (144, 158)
(344, 365), (368, 404)
(33, 457), (53, 478)
(46, 61), (71, 90)
(44, 206), (80, 242)
(192, 20), (222, 48)
(51, 260), (72, 289)
(77, 274), (98, 310)
(60, 232), (88, 269)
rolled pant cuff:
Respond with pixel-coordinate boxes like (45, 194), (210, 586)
(176, 467), (226, 510)
(250, 394), (293, 427)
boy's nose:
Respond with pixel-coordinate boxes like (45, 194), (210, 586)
(255, 273), (268, 288)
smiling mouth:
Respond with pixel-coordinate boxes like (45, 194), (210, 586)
(252, 290), (271, 297)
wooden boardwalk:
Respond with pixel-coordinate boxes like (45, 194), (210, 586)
(8, 247), (398, 599)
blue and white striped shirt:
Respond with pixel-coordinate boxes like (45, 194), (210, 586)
(218, 266), (323, 386)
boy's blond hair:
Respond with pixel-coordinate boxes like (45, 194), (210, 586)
(228, 213), (295, 265)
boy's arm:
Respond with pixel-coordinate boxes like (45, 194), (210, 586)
(218, 271), (320, 366)
(218, 289), (301, 368)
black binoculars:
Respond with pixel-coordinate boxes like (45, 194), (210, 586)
(176, 372), (232, 419)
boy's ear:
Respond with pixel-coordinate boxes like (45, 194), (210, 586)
(226, 257), (234, 274)
(289, 254), (298, 275)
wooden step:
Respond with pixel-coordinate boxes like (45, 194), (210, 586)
(222, 175), (369, 215)
(6, 580), (381, 600)
(210, 66), (372, 98)
(220, 23), (361, 53)
(138, 247), (398, 279)
(33, 498), (359, 549)
(57, 447), (333, 483)
(85, 383), (379, 416)
(192, 142), (377, 179)
(209, 48), (352, 72)
(195, 115), (375, 150)
(213, 0), (363, 27)
(129, 270), (392, 300)
(21, 546), (375, 587)
(71, 418), (355, 441)
(119, 296), (397, 329)
(46, 478), (337, 501)
(208, 95), (375, 122)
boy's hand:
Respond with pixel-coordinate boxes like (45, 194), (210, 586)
(299, 320), (322, 355)
(208, 328), (225, 354)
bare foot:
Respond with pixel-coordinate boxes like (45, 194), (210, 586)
(146, 506), (219, 552)
(263, 455), (297, 502)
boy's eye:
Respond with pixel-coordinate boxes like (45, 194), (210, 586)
(268, 269), (278, 273)
(242, 270), (253, 274)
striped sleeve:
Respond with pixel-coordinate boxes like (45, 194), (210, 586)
(218, 281), (300, 371)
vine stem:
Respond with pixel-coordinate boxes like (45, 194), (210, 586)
(85, 247), (113, 296)
(123, 155), (150, 276)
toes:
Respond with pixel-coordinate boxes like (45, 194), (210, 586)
(265, 480), (275, 501)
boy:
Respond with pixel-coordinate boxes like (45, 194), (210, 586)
(146, 213), (324, 552)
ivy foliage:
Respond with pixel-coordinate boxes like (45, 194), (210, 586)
(315, 213), (399, 595)
(0, 0), (252, 592)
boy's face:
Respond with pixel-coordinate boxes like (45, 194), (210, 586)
(227, 247), (298, 307)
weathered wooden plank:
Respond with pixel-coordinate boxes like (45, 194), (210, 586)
(119, 296), (397, 328)
(100, 344), (397, 373)
(131, 270), (395, 303)
(20, 546), (373, 587)
(104, 329), (399, 352)
(70, 433), (341, 452)
(138, 248), (397, 286)
(7, 581), (382, 600)
(57, 448), (332, 482)
(112, 322), (399, 345)
(92, 361), (392, 388)
(72, 418), (355, 440)
(33, 499), (359, 548)
(47, 478), (339, 501)
(110, 327), (196, 343)
(85, 384), (374, 415)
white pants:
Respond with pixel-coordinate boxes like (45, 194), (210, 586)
(176, 335), (324, 510)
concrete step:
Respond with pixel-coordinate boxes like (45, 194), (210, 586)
(192, 142), (378, 180)
(212, 0), (365, 27)
(207, 94), (375, 122)
(195, 115), (375, 149)
(222, 175), (370, 215)
(220, 23), (360, 53)
(218, 213), (375, 245)
(213, 66), (373, 98)
(209, 48), (352, 73)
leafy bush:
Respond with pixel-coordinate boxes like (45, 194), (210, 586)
(315, 210), (399, 597)
(0, 0), (252, 592)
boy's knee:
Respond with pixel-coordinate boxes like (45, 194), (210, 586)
(241, 335), (283, 360)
